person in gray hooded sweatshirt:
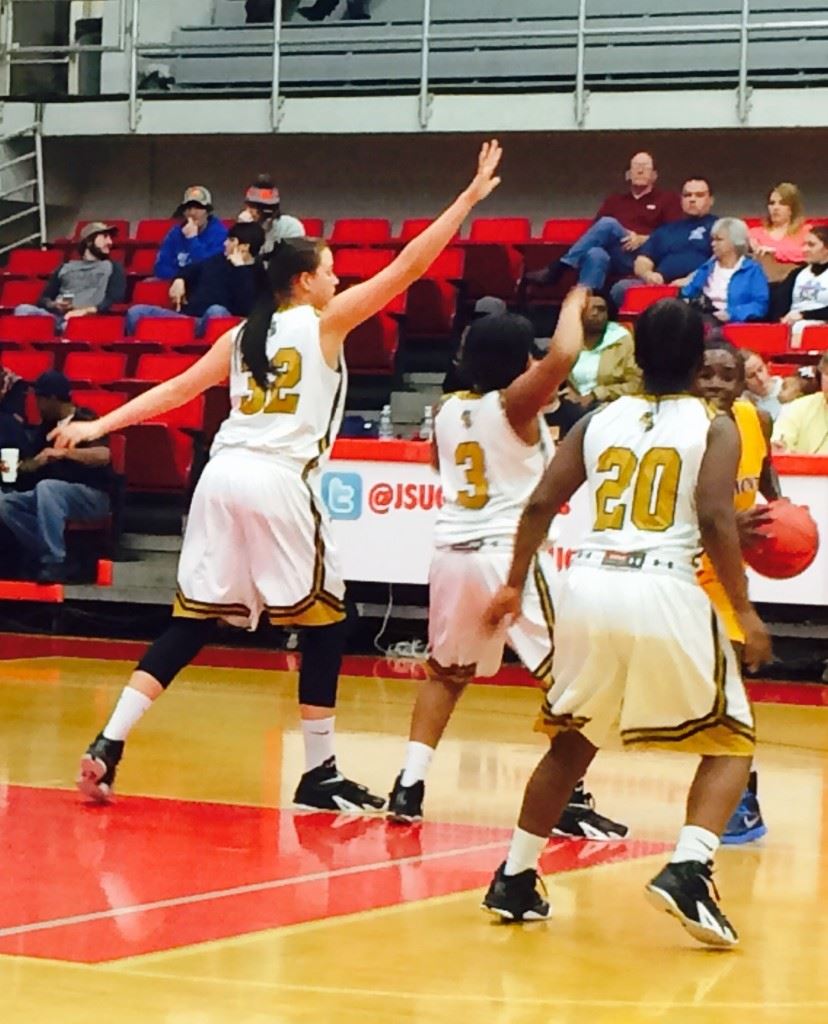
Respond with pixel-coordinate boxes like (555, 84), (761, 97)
(14, 222), (126, 332)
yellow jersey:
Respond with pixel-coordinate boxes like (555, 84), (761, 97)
(697, 399), (767, 643)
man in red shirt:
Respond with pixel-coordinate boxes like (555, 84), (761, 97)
(526, 152), (682, 291)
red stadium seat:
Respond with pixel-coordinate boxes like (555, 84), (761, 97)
(127, 249), (160, 277)
(1, 280), (45, 309)
(1, 350), (53, 379)
(461, 244), (523, 302)
(63, 315), (125, 345)
(334, 248), (395, 285)
(134, 317), (195, 345)
(395, 219), (463, 246)
(405, 279), (459, 338)
(71, 389), (130, 417)
(301, 217), (325, 238)
(541, 219), (593, 244)
(330, 218), (393, 247)
(722, 322), (789, 357)
(618, 284), (679, 316)
(63, 352), (128, 388)
(133, 219), (176, 245)
(468, 218), (532, 244)
(134, 353), (199, 381)
(791, 324), (828, 353)
(0, 311), (54, 342)
(124, 396), (206, 493)
(130, 279), (173, 308)
(202, 316), (242, 346)
(344, 313), (399, 374)
(767, 362), (799, 377)
(421, 248), (465, 281)
(3, 248), (63, 278)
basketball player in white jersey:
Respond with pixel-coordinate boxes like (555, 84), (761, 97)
(481, 299), (771, 947)
(387, 288), (627, 842)
(50, 139), (503, 810)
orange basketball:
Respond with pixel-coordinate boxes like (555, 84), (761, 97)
(743, 500), (820, 579)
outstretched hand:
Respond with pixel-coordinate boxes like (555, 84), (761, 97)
(48, 420), (101, 450)
(465, 139), (503, 205)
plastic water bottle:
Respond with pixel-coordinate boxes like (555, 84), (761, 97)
(418, 404), (434, 442)
(378, 404), (394, 440)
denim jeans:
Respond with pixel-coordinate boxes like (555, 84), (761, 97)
(125, 303), (232, 337)
(0, 480), (109, 565)
(609, 277), (646, 309)
(14, 303), (65, 332)
(561, 216), (637, 290)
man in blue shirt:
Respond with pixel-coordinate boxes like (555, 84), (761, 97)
(610, 177), (716, 308)
(154, 185), (228, 281)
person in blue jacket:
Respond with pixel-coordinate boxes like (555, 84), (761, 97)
(680, 218), (770, 324)
(154, 185), (228, 281)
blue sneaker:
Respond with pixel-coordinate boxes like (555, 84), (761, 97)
(722, 774), (767, 845)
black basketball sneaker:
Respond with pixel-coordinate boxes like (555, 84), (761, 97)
(481, 862), (551, 922)
(387, 774), (425, 823)
(645, 860), (738, 947)
(293, 757), (386, 813)
(552, 781), (629, 840)
(77, 732), (124, 803)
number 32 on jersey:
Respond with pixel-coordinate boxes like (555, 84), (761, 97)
(240, 347), (302, 415)
(594, 446), (682, 532)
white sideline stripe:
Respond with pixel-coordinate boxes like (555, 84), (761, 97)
(0, 839), (507, 939)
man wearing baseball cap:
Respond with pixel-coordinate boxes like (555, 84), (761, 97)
(154, 185), (228, 281)
(0, 371), (111, 583)
(14, 222), (126, 332)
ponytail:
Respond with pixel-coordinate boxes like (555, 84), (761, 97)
(237, 236), (327, 392)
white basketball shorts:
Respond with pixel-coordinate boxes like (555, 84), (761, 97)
(538, 559), (755, 756)
(174, 448), (345, 630)
(427, 544), (556, 685)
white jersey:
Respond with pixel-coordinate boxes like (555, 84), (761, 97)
(433, 390), (554, 547)
(211, 304), (346, 470)
(579, 394), (714, 564)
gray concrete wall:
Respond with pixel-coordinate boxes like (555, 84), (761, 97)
(41, 127), (828, 239)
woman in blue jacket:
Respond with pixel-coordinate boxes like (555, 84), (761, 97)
(681, 217), (770, 323)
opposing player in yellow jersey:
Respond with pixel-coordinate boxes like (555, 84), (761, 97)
(694, 336), (781, 844)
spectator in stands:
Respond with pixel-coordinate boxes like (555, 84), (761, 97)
(680, 217), (769, 325)
(742, 350), (783, 420)
(749, 183), (809, 278)
(779, 365), (820, 404)
(299, 0), (371, 20)
(609, 176), (717, 308)
(155, 186), (228, 281)
(0, 371), (110, 583)
(524, 152), (682, 291)
(562, 294), (641, 410)
(14, 223), (126, 332)
(0, 367), (28, 451)
(238, 175), (305, 255)
(776, 226), (828, 344)
(126, 222), (265, 337)
(771, 351), (828, 454)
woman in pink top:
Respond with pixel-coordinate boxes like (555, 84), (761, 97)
(749, 183), (810, 276)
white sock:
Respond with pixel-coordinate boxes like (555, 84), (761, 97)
(400, 741), (435, 787)
(101, 687), (154, 742)
(671, 824), (720, 864)
(504, 826), (547, 876)
(301, 716), (335, 772)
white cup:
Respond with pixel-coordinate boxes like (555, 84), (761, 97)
(1, 448), (19, 484)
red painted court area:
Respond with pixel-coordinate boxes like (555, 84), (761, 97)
(0, 785), (668, 963)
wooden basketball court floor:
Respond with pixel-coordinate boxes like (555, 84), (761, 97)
(0, 634), (826, 1024)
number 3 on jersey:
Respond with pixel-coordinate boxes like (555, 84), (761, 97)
(240, 347), (302, 415)
(594, 446), (681, 532)
(455, 441), (489, 510)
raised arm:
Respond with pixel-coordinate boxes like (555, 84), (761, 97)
(503, 286), (589, 436)
(319, 140), (503, 361)
(49, 331), (234, 449)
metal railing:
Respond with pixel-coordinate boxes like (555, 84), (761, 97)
(0, 121), (46, 256)
(2, 1), (828, 130)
